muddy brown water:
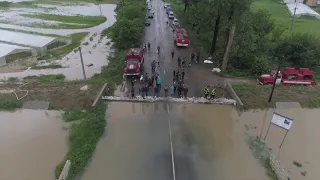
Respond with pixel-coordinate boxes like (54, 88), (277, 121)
(82, 102), (269, 180)
(0, 109), (68, 180)
(240, 108), (320, 180)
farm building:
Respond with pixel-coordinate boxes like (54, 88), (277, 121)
(0, 43), (35, 66)
(0, 30), (70, 56)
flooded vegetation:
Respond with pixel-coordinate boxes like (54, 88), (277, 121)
(0, 109), (68, 180)
(239, 108), (320, 180)
(0, 1), (116, 80)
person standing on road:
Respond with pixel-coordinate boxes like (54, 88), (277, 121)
(191, 52), (195, 62)
(171, 49), (175, 59)
(156, 75), (162, 89)
(210, 87), (216, 100)
(131, 77), (135, 87)
(157, 45), (160, 54)
(164, 85), (168, 97)
(177, 56), (181, 67)
(148, 42), (151, 50)
(177, 83), (182, 97)
(173, 70), (176, 80)
(131, 87), (135, 99)
(184, 84), (188, 98)
(204, 85), (210, 99)
(145, 85), (149, 97)
(173, 81), (177, 96)
(154, 85), (159, 98)
(170, 85), (174, 97)
(175, 70), (179, 81)
(181, 70), (185, 81)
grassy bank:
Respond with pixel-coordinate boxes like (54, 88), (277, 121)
(0, 99), (22, 110)
(247, 136), (277, 180)
(54, 0), (146, 179)
(232, 83), (320, 109)
(38, 32), (88, 60)
(0, 27), (60, 37)
(55, 102), (107, 179)
(251, 0), (320, 37)
(21, 14), (106, 29)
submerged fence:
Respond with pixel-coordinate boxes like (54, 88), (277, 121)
(57, 160), (71, 180)
(269, 155), (290, 180)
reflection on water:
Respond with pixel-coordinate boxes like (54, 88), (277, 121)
(0, 109), (68, 180)
(83, 102), (269, 180)
(239, 108), (320, 180)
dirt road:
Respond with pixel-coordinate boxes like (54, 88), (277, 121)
(81, 102), (269, 180)
(119, 0), (227, 98)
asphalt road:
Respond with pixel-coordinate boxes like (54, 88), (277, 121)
(81, 102), (268, 180)
(119, 0), (227, 98)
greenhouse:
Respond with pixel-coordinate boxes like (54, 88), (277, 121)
(0, 43), (34, 66)
(0, 30), (69, 55)
(286, 3), (320, 19)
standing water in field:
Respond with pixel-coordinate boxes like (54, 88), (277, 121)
(0, 109), (68, 180)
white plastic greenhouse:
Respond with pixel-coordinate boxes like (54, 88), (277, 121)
(0, 30), (63, 55)
(286, 3), (320, 19)
(0, 43), (33, 66)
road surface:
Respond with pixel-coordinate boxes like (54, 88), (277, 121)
(81, 102), (269, 180)
(118, 0), (227, 98)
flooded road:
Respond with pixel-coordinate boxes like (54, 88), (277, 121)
(0, 109), (68, 180)
(240, 108), (320, 180)
(82, 102), (268, 180)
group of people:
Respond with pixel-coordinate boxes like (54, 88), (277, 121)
(204, 85), (216, 100)
(143, 42), (161, 54)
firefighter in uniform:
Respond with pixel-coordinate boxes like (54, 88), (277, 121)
(204, 85), (210, 99)
(210, 88), (216, 100)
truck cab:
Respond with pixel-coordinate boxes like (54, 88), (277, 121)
(124, 48), (144, 76)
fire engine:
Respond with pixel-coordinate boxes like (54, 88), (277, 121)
(174, 28), (190, 47)
(123, 48), (144, 76)
(257, 67), (316, 87)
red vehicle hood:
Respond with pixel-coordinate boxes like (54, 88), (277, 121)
(125, 63), (139, 71)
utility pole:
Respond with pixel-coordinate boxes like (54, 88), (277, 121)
(78, 47), (87, 80)
(268, 57), (283, 102)
(289, 0), (297, 38)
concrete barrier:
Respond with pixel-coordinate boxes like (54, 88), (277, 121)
(102, 96), (237, 105)
(92, 83), (108, 109)
(57, 160), (71, 180)
(269, 155), (290, 180)
(225, 82), (244, 110)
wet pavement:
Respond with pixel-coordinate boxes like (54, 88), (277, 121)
(82, 102), (268, 180)
(0, 109), (68, 180)
(119, 0), (226, 98)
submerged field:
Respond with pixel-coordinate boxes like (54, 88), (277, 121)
(0, 0), (116, 80)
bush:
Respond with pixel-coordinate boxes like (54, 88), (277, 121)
(39, 74), (65, 83)
(0, 99), (22, 110)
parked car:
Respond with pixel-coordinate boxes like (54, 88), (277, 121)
(148, 6), (152, 11)
(164, 3), (170, 8)
(148, 13), (154, 18)
(145, 19), (151, 26)
(173, 18), (179, 26)
(168, 11), (174, 19)
(150, 10), (155, 15)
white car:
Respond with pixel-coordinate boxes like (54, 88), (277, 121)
(164, 3), (170, 8)
(148, 6), (152, 11)
(150, 10), (155, 15)
(173, 18), (179, 25)
(168, 11), (174, 19)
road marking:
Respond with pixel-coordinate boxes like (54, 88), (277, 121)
(166, 104), (176, 180)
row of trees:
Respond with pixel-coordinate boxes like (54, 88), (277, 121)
(178, 0), (320, 76)
(107, 0), (146, 50)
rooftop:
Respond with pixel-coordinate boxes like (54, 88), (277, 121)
(0, 43), (31, 58)
(0, 30), (56, 47)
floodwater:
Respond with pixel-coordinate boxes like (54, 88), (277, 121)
(0, 109), (68, 180)
(239, 108), (320, 180)
(0, 4), (116, 80)
(82, 102), (269, 180)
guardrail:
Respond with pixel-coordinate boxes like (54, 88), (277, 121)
(269, 155), (290, 180)
(57, 160), (71, 180)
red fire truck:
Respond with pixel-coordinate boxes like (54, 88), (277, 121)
(174, 28), (190, 47)
(123, 48), (144, 76)
(257, 67), (316, 87)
